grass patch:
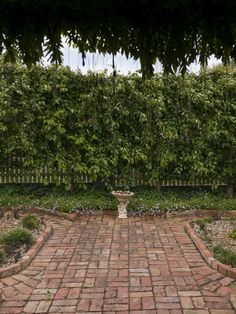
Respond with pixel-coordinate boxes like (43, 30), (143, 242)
(213, 245), (236, 267)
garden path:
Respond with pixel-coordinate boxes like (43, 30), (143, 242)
(0, 213), (235, 313)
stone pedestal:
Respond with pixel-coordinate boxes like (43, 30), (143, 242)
(112, 191), (134, 218)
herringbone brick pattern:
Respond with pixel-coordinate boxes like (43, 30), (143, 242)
(0, 214), (235, 313)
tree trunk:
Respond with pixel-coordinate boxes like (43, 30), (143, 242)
(70, 181), (77, 193)
(156, 181), (161, 192)
(70, 173), (77, 193)
(227, 181), (234, 197)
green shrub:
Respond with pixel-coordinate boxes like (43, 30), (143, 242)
(22, 214), (40, 230)
(0, 250), (5, 264)
(193, 217), (214, 230)
(0, 228), (35, 253)
(229, 229), (236, 240)
(213, 245), (236, 267)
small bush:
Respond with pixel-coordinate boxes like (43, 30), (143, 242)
(22, 214), (40, 230)
(0, 250), (5, 264)
(193, 217), (214, 230)
(0, 228), (35, 253)
(213, 245), (236, 267)
(229, 229), (236, 240)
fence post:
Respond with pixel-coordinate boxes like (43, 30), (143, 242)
(227, 181), (234, 197)
(156, 181), (161, 192)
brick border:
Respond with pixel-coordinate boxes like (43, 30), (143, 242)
(27, 207), (78, 221)
(0, 206), (78, 221)
(167, 209), (236, 219)
(0, 224), (52, 279)
(185, 221), (236, 280)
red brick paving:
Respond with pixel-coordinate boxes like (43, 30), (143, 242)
(0, 214), (235, 313)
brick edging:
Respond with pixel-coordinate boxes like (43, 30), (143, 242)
(27, 207), (78, 221)
(166, 209), (236, 219)
(0, 207), (78, 221)
(0, 224), (52, 279)
(185, 221), (236, 280)
(0, 206), (78, 221)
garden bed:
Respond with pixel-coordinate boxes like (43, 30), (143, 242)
(0, 209), (44, 268)
(1, 184), (236, 214)
(192, 217), (236, 267)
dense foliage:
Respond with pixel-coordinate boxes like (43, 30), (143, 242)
(0, 62), (235, 191)
(1, 1), (236, 77)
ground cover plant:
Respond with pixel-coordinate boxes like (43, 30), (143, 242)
(22, 214), (40, 230)
(192, 217), (236, 267)
(0, 184), (236, 214)
(0, 212), (41, 266)
(229, 228), (236, 240)
(0, 228), (34, 253)
(0, 250), (5, 264)
(213, 245), (236, 267)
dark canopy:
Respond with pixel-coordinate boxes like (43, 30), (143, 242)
(1, 0), (236, 77)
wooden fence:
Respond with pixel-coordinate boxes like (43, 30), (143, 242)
(0, 160), (225, 187)
(0, 174), (224, 186)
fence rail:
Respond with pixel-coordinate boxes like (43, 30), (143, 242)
(0, 168), (226, 187)
(0, 157), (227, 186)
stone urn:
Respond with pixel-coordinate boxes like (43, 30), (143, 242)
(112, 190), (134, 218)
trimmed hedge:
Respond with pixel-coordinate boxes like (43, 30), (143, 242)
(0, 61), (235, 191)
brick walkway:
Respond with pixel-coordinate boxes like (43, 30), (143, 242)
(0, 213), (235, 313)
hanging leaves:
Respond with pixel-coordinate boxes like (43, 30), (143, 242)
(0, 1), (236, 77)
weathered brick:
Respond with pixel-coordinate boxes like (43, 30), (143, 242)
(142, 296), (155, 309)
(1, 212), (236, 314)
(180, 296), (194, 309)
(130, 297), (142, 310)
(67, 288), (81, 299)
(23, 301), (39, 313)
(178, 291), (201, 297)
(166, 286), (177, 296)
(54, 288), (69, 300)
(35, 300), (52, 313)
(77, 299), (90, 311)
(130, 291), (153, 298)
